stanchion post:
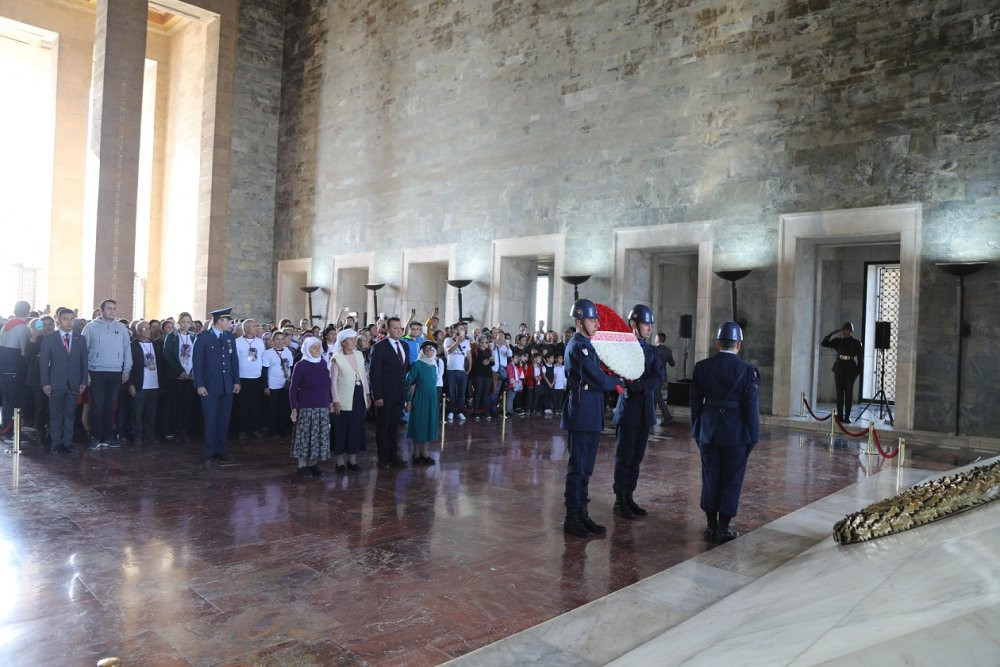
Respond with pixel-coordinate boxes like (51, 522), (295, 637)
(501, 391), (507, 423)
(441, 394), (447, 427)
(798, 392), (805, 418)
(898, 437), (906, 467)
(829, 410), (836, 438)
(865, 421), (876, 456)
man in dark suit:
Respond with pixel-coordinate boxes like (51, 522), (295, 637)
(562, 299), (623, 538)
(690, 321), (760, 544)
(612, 305), (666, 519)
(368, 317), (409, 469)
(193, 308), (241, 464)
(39, 307), (89, 454)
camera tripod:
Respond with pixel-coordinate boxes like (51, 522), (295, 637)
(857, 348), (893, 426)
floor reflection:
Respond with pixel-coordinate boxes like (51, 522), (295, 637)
(0, 418), (987, 665)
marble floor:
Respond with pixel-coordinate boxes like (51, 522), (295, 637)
(0, 417), (990, 666)
(456, 458), (1000, 666)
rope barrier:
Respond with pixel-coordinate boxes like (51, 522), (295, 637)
(802, 396), (832, 422)
(870, 427), (898, 459)
(834, 415), (870, 438)
(443, 392), (505, 415)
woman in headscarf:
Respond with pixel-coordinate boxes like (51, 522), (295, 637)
(405, 340), (441, 465)
(329, 328), (370, 473)
(321, 324), (338, 364)
(288, 336), (332, 477)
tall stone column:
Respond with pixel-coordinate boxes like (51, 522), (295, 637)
(85, 0), (147, 318)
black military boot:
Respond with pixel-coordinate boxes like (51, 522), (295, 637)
(563, 510), (589, 538)
(716, 515), (741, 543)
(625, 493), (648, 517)
(704, 511), (718, 542)
(613, 494), (635, 519)
(580, 507), (607, 536)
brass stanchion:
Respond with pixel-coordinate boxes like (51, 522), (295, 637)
(798, 392), (805, 418)
(828, 407), (836, 443)
(864, 421), (877, 456)
(4, 408), (21, 456)
(898, 437), (906, 467)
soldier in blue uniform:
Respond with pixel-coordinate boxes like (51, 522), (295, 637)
(689, 321), (760, 544)
(562, 299), (623, 538)
(193, 307), (241, 464)
(611, 305), (666, 519)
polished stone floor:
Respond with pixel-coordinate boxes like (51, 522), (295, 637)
(0, 417), (986, 666)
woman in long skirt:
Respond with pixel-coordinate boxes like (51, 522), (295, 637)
(289, 337), (332, 477)
(330, 328), (371, 474)
(406, 340), (441, 465)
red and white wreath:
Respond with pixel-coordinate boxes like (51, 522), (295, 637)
(591, 304), (644, 381)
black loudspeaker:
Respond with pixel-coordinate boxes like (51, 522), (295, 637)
(875, 321), (891, 350)
(679, 314), (693, 339)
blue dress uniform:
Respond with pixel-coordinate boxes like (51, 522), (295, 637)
(689, 324), (760, 543)
(612, 332), (665, 517)
(562, 331), (620, 530)
(193, 312), (241, 462)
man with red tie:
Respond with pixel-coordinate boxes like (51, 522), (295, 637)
(368, 317), (409, 469)
(39, 307), (89, 454)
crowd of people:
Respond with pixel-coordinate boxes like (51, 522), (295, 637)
(0, 299), (675, 473)
(1, 295), (760, 546)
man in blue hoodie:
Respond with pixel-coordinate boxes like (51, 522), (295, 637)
(81, 299), (132, 449)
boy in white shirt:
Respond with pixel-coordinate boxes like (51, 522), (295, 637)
(552, 354), (566, 416)
(262, 331), (294, 436)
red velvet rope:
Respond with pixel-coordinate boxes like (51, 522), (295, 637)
(802, 397), (832, 422)
(870, 427), (898, 459)
(834, 415), (870, 438)
(444, 391), (506, 415)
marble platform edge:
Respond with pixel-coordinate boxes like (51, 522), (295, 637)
(660, 405), (1000, 454)
(445, 462), (958, 666)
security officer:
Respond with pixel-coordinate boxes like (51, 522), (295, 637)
(689, 321), (760, 544)
(562, 298), (622, 538)
(820, 322), (863, 422)
(611, 305), (665, 519)
(193, 307), (241, 464)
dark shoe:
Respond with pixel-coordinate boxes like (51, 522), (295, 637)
(422, 455), (436, 466)
(310, 465), (324, 477)
(715, 528), (741, 544)
(62, 445), (80, 455)
(580, 510), (606, 536)
(215, 453), (235, 463)
(334, 464), (347, 474)
(297, 466), (311, 477)
(347, 462), (362, 472)
(563, 511), (590, 538)
(626, 493), (648, 517)
(613, 494), (636, 519)
(105, 439), (122, 449)
(703, 526), (717, 542)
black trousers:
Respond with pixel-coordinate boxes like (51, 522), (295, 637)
(834, 369), (858, 421)
(165, 377), (196, 436)
(266, 387), (291, 436)
(237, 377), (264, 432)
(471, 375), (492, 413)
(613, 422), (651, 495)
(131, 388), (159, 442)
(375, 397), (404, 464)
(564, 430), (600, 511)
(654, 383), (671, 423)
(89, 371), (122, 443)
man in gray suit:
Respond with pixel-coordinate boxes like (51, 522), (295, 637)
(40, 307), (89, 454)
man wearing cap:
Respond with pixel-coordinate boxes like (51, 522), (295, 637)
(690, 321), (760, 544)
(611, 305), (666, 520)
(562, 298), (623, 538)
(820, 322), (863, 423)
(193, 307), (241, 464)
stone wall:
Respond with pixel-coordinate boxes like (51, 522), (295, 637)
(224, 0), (284, 319)
(272, 0), (1000, 434)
